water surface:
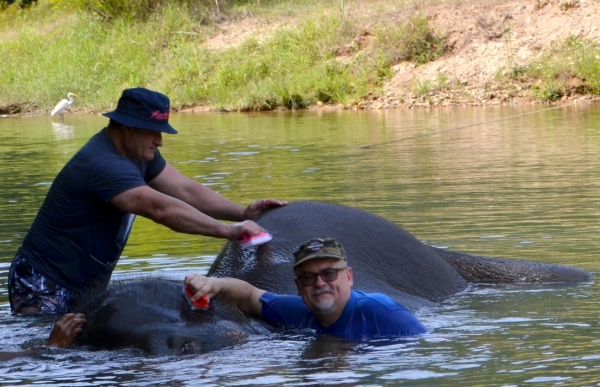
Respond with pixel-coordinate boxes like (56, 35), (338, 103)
(0, 104), (599, 386)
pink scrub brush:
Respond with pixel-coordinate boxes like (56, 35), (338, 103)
(183, 285), (210, 310)
(240, 232), (272, 249)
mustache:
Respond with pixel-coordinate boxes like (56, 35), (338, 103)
(310, 287), (333, 297)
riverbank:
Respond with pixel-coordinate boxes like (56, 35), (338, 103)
(1, 0), (599, 115)
(361, 0), (600, 109)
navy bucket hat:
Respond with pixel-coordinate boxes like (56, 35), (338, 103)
(102, 88), (177, 134)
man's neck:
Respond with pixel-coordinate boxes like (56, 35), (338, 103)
(104, 126), (127, 158)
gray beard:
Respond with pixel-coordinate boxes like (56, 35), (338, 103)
(310, 288), (335, 315)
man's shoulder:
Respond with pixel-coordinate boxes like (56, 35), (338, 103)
(259, 292), (313, 328)
(260, 291), (302, 304)
(64, 130), (116, 168)
(352, 291), (404, 308)
(260, 292), (308, 315)
(347, 291), (429, 336)
(350, 291), (415, 317)
(77, 130), (117, 157)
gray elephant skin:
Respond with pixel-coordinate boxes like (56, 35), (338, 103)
(74, 201), (592, 355)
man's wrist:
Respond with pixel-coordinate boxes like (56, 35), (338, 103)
(240, 206), (250, 221)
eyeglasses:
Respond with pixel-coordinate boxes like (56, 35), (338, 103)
(296, 267), (347, 287)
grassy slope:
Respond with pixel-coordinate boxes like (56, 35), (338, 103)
(0, 1), (370, 110)
(1, 0), (599, 114)
(0, 0), (446, 113)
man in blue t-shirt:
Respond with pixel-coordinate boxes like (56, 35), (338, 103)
(185, 238), (428, 339)
(8, 88), (287, 315)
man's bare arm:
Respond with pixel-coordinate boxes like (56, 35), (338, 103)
(110, 185), (264, 240)
(148, 163), (287, 221)
(184, 274), (266, 317)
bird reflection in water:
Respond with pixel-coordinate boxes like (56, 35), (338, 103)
(51, 121), (75, 140)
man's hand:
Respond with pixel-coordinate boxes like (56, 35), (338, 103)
(185, 274), (220, 302)
(226, 220), (265, 241)
(47, 313), (86, 348)
(243, 199), (287, 220)
(184, 274), (266, 317)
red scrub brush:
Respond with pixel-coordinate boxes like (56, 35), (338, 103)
(240, 232), (272, 249)
(183, 285), (210, 310)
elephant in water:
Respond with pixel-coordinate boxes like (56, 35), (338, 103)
(74, 201), (592, 355)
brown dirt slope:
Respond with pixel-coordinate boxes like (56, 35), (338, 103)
(372, 0), (600, 108)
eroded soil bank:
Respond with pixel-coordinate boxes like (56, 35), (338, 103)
(358, 0), (600, 109)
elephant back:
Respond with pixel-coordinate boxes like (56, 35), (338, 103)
(209, 201), (467, 309)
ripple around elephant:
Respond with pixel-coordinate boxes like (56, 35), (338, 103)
(74, 201), (592, 355)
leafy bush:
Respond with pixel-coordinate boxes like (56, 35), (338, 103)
(521, 36), (600, 101)
(374, 14), (446, 67)
(1, 0), (37, 9)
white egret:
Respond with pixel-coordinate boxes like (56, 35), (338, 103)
(51, 92), (77, 121)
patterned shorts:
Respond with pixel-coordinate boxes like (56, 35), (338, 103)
(8, 253), (74, 315)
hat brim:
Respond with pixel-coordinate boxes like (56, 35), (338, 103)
(293, 252), (346, 268)
(103, 111), (178, 134)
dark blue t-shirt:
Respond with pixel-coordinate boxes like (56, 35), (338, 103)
(260, 290), (429, 339)
(20, 129), (166, 291)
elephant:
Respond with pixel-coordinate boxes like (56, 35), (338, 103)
(209, 201), (591, 311)
(73, 201), (592, 355)
(73, 278), (273, 355)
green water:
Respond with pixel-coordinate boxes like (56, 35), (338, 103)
(0, 105), (599, 386)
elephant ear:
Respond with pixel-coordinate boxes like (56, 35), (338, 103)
(210, 201), (468, 308)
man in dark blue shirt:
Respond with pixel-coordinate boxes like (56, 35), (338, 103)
(8, 88), (286, 315)
(185, 238), (428, 339)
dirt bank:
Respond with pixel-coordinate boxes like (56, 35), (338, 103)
(358, 0), (600, 109)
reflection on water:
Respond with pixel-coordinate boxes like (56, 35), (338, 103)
(1, 105), (600, 385)
(51, 121), (75, 141)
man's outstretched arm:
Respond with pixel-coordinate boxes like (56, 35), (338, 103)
(184, 274), (266, 317)
(148, 163), (287, 221)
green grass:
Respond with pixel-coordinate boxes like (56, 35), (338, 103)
(508, 36), (600, 101)
(0, 0), (451, 112)
(3, 0), (600, 110)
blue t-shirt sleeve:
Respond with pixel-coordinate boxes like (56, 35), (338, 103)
(260, 292), (315, 329)
(139, 149), (167, 181)
(383, 308), (429, 336)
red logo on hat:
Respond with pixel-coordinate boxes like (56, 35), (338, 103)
(150, 110), (169, 121)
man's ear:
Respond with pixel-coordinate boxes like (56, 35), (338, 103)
(346, 267), (354, 287)
(294, 278), (302, 295)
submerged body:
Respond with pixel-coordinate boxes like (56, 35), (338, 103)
(260, 290), (428, 339)
(74, 201), (591, 355)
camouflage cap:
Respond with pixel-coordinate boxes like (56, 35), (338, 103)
(293, 238), (347, 269)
